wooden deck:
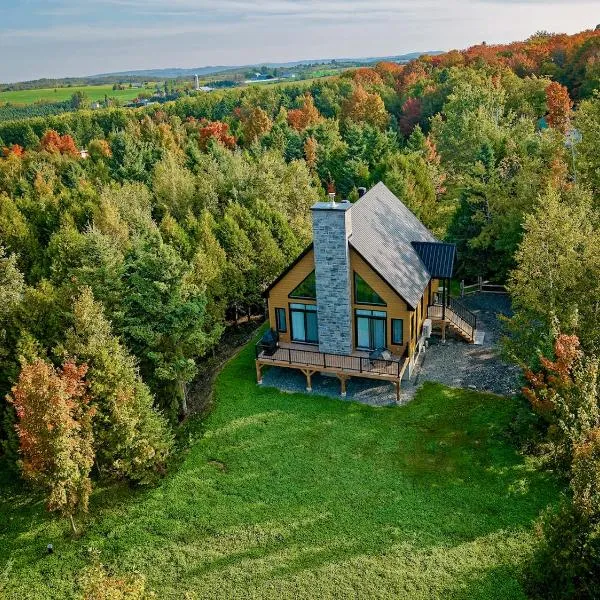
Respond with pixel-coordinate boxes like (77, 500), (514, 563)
(255, 342), (410, 402)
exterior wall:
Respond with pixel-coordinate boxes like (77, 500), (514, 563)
(266, 248), (439, 360)
(267, 249), (316, 345)
(350, 249), (414, 358)
(312, 204), (353, 355)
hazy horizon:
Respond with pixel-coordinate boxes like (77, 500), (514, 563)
(1, 0), (598, 83)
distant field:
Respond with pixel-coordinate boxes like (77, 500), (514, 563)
(0, 84), (149, 105)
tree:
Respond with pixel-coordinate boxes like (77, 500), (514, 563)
(242, 107), (272, 144)
(61, 288), (173, 484)
(399, 97), (423, 136)
(509, 186), (598, 344)
(121, 240), (208, 419)
(303, 136), (318, 170)
(151, 153), (196, 220)
(287, 94), (321, 131)
(7, 359), (95, 533)
(341, 85), (389, 129)
(546, 81), (573, 134)
(197, 120), (236, 150)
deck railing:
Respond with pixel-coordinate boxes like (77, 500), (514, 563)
(256, 343), (406, 379)
(428, 297), (477, 340)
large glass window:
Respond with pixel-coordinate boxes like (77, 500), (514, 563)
(290, 303), (318, 344)
(289, 271), (317, 300)
(275, 308), (287, 333)
(355, 309), (387, 350)
(392, 319), (404, 345)
(354, 273), (386, 306)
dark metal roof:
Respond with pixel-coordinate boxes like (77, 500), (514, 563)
(411, 242), (456, 279)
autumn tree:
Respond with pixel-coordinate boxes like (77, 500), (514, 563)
(399, 97), (423, 136)
(242, 107), (273, 145)
(8, 359), (95, 533)
(198, 120), (236, 150)
(303, 136), (318, 170)
(545, 81), (573, 134)
(341, 86), (389, 130)
(287, 94), (321, 131)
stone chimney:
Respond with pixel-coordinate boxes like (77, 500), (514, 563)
(311, 199), (353, 355)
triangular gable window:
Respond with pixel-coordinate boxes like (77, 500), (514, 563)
(354, 273), (386, 306)
(289, 271), (317, 299)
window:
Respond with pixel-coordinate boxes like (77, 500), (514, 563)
(354, 273), (386, 306)
(392, 319), (404, 345)
(290, 303), (319, 344)
(290, 271), (316, 299)
(275, 308), (287, 333)
(355, 309), (387, 350)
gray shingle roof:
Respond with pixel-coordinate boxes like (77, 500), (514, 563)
(349, 182), (445, 309)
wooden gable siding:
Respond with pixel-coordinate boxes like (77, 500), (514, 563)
(350, 249), (413, 356)
(267, 249), (316, 345)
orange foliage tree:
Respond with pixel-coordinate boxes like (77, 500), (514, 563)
(341, 85), (389, 129)
(287, 94), (321, 131)
(546, 81), (574, 134)
(351, 67), (384, 87)
(241, 107), (273, 145)
(303, 136), (318, 170)
(2, 144), (24, 158)
(7, 359), (95, 533)
(198, 120), (237, 149)
(523, 334), (599, 460)
(40, 129), (80, 157)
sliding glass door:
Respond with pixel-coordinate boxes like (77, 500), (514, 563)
(355, 309), (386, 350)
(290, 303), (319, 344)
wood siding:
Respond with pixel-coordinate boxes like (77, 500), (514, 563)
(266, 247), (439, 358)
(267, 249), (316, 345)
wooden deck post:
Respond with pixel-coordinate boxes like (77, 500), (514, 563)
(441, 321), (447, 344)
(338, 375), (348, 398)
(255, 361), (263, 385)
(394, 381), (401, 403)
(302, 369), (314, 392)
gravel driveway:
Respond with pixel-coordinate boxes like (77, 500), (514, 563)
(260, 294), (521, 407)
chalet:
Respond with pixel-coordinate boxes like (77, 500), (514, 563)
(256, 182), (481, 401)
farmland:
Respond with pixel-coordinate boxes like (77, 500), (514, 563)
(0, 84), (149, 105)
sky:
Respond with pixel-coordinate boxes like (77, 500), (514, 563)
(0, 0), (599, 83)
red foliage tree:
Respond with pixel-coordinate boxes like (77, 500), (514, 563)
(546, 81), (574, 134)
(7, 359), (95, 533)
(399, 97), (423, 136)
(198, 120), (237, 150)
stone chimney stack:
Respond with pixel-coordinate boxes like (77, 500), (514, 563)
(311, 199), (353, 355)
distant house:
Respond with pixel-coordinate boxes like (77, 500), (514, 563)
(90, 101), (101, 110)
(198, 86), (214, 92)
(257, 182), (479, 400)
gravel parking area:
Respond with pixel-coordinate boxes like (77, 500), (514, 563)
(260, 294), (521, 406)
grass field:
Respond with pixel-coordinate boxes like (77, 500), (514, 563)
(0, 85), (148, 105)
(0, 340), (558, 599)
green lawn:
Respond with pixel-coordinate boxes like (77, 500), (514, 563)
(0, 340), (558, 599)
(0, 85), (147, 105)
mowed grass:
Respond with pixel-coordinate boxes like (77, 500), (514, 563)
(0, 85), (147, 105)
(0, 341), (558, 599)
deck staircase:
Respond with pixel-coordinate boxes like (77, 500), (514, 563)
(428, 298), (484, 344)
